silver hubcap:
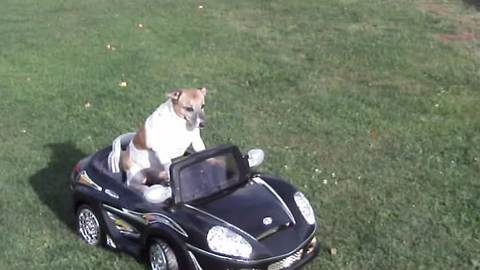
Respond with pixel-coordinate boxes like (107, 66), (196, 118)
(78, 208), (100, 245)
(150, 243), (167, 270)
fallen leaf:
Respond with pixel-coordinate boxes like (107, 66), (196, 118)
(370, 128), (377, 143)
(106, 43), (116, 50)
(437, 31), (480, 41)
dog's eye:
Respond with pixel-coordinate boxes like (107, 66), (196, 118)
(185, 107), (194, 112)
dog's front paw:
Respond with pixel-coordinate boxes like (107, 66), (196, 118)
(158, 170), (169, 180)
(206, 158), (225, 166)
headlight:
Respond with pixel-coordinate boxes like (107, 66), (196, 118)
(207, 226), (252, 258)
(294, 192), (316, 225)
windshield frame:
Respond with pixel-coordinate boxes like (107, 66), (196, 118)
(170, 144), (250, 204)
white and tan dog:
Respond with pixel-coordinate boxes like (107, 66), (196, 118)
(121, 87), (207, 190)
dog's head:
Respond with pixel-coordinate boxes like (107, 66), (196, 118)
(167, 87), (207, 130)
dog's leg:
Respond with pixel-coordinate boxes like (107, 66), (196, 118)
(150, 149), (172, 180)
(191, 128), (206, 152)
(142, 168), (168, 186)
(126, 166), (149, 192)
(121, 151), (148, 189)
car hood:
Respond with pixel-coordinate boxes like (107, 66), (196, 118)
(174, 177), (316, 259)
(191, 181), (293, 240)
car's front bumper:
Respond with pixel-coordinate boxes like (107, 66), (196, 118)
(188, 236), (320, 270)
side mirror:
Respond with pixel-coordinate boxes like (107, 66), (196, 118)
(247, 149), (264, 168)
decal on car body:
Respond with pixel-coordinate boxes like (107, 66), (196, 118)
(78, 171), (102, 191)
(102, 204), (188, 237)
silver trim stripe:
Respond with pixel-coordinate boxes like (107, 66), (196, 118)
(102, 204), (188, 237)
(186, 229), (316, 265)
(142, 212), (188, 237)
(184, 204), (257, 242)
(268, 248), (303, 270)
(188, 251), (204, 270)
(105, 189), (119, 199)
(252, 177), (296, 225)
(103, 204), (145, 223)
(106, 234), (117, 249)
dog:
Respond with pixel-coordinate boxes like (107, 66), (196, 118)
(120, 87), (207, 191)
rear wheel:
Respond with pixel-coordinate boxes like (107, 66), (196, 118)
(76, 204), (104, 246)
(149, 238), (179, 270)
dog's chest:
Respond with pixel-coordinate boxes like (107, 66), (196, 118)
(160, 124), (195, 157)
(145, 110), (197, 156)
(171, 126), (195, 144)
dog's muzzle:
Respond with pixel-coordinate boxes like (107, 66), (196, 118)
(186, 112), (206, 129)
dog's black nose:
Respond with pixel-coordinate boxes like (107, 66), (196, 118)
(199, 122), (206, 128)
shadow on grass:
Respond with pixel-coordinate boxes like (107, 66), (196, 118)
(463, 0), (480, 10)
(29, 143), (86, 231)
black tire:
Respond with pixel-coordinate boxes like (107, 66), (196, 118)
(148, 238), (179, 270)
(76, 204), (105, 246)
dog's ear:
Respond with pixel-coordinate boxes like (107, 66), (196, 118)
(166, 90), (182, 100)
(199, 87), (207, 96)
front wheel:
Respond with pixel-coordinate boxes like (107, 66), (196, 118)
(76, 204), (104, 246)
(149, 238), (179, 270)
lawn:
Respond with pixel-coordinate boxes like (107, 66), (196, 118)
(0, 0), (479, 269)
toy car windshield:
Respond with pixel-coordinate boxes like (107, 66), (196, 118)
(170, 145), (249, 204)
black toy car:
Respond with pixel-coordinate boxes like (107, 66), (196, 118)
(71, 135), (319, 270)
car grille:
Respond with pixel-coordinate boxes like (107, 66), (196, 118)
(268, 249), (303, 270)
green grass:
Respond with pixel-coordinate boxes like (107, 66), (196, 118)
(1, 0), (479, 269)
